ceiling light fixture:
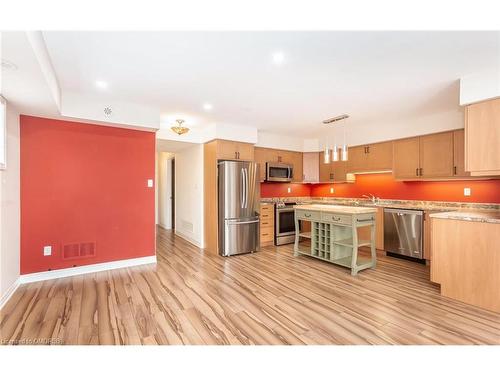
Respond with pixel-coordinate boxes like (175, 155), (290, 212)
(171, 119), (189, 135)
(95, 80), (108, 90)
(203, 103), (213, 111)
(322, 114), (349, 164)
(272, 51), (285, 65)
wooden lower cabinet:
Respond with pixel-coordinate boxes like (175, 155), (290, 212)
(260, 203), (275, 246)
(431, 218), (500, 313)
(423, 211), (432, 260)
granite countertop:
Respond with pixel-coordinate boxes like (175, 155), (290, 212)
(261, 196), (500, 212)
(293, 204), (377, 214)
(429, 210), (500, 224)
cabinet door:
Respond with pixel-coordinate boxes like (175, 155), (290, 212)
(367, 141), (393, 171)
(347, 145), (368, 172)
(420, 132), (454, 178)
(216, 140), (239, 160)
(303, 152), (319, 182)
(331, 160), (347, 182)
(453, 129), (470, 177)
(291, 151), (303, 182)
(236, 142), (254, 161)
(319, 152), (334, 182)
(254, 147), (267, 182)
(393, 137), (420, 179)
(466, 98), (500, 175)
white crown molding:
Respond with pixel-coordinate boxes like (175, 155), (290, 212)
(19, 255), (157, 284)
(0, 278), (21, 310)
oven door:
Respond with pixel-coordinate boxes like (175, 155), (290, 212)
(266, 162), (293, 182)
(276, 208), (299, 236)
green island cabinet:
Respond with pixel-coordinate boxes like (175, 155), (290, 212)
(293, 204), (377, 275)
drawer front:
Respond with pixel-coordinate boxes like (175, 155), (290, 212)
(260, 226), (274, 243)
(260, 204), (273, 213)
(260, 217), (274, 228)
(321, 212), (351, 225)
(295, 210), (321, 221)
(260, 211), (274, 221)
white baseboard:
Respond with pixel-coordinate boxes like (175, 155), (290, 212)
(0, 277), (21, 310)
(174, 230), (203, 248)
(19, 255), (157, 284)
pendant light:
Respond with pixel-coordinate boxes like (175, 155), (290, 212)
(341, 116), (348, 161)
(322, 114), (349, 163)
(323, 138), (331, 164)
(171, 119), (189, 135)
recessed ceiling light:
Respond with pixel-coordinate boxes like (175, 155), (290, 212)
(272, 51), (285, 65)
(95, 80), (108, 90)
(1, 59), (18, 71)
(203, 103), (213, 111)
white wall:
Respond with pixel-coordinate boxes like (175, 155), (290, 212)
(174, 144), (204, 248)
(0, 105), (21, 307)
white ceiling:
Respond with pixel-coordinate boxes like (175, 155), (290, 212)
(41, 31), (499, 139)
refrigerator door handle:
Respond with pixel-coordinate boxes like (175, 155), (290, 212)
(244, 168), (249, 209)
(227, 219), (260, 225)
(240, 169), (245, 208)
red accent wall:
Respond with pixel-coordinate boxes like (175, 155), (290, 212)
(261, 182), (311, 198)
(261, 173), (500, 203)
(20, 115), (156, 274)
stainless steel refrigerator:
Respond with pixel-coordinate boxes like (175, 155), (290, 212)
(218, 160), (260, 256)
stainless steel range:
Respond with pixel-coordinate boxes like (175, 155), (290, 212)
(275, 201), (301, 245)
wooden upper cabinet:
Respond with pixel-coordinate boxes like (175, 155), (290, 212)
(419, 132), (454, 178)
(453, 129), (470, 177)
(303, 152), (319, 183)
(465, 98), (500, 176)
(367, 141), (393, 171)
(216, 140), (254, 161)
(347, 146), (367, 172)
(393, 137), (420, 179)
(347, 142), (393, 173)
(319, 151), (347, 182)
(254, 147), (268, 182)
(290, 151), (303, 182)
(319, 152), (334, 182)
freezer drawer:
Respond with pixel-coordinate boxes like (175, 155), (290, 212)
(384, 208), (423, 259)
(220, 217), (260, 256)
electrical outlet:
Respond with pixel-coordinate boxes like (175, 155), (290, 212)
(43, 246), (52, 256)
(330, 187), (335, 194)
(287, 187), (291, 193)
(147, 179), (154, 188)
(464, 187), (471, 196)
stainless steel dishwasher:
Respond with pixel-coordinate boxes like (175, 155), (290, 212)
(384, 208), (424, 260)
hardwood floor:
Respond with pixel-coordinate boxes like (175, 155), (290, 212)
(1, 226), (500, 345)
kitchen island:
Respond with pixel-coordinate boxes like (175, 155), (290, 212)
(294, 204), (377, 275)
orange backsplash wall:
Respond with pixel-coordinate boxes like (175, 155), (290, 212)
(261, 173), (500, 203)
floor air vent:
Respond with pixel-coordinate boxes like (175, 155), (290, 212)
(62, 242), (96, 260)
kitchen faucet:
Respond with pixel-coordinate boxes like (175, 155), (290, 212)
(362, 193), (378, 204)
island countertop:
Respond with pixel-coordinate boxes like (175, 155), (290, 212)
(294, 204), (377, 214)
(429, 210), (500, 224)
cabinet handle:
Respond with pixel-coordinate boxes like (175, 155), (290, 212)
(366, 146), (370, 153)
(419, 168), (423, 176)
(454, 166), (457, 175)
(416, 168), (419, 176)
(329, 173), (334, 180)
(304, 213), (311, 218)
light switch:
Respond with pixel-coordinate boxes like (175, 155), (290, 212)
(147, 179), (154, 188)
(43, 246), (52, 256)
(287, 187), (291, 193)
(464, 187), (471, 196)
(330, 187), (335, 194)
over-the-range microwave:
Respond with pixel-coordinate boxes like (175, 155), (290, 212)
(266, 162), (293, 182)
